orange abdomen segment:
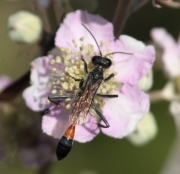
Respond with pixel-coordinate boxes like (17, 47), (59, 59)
(64, 124), (75, 140)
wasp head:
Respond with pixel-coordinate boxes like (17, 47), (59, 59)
(92, 56), (112, 69)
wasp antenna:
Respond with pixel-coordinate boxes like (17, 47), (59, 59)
(104, 51), (133, 57)
(81, 23), (102, 56)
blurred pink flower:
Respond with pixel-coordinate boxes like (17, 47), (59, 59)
(33, 0), (51, 9)
(151, 28), (180, 119)
(0, 75), (12, 92)
(23, 10), (155, 143)
(20, 133), (56, 167)
(152, 0), (180, 8)
(151, 28), (180, 78)
(0, 75), (56, 167)
(0, 76), (11, 162)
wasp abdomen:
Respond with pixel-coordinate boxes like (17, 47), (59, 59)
(56, 136), (74, 160)
(56, 124), (75, 161)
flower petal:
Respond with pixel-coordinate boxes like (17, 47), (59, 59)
(0, 75), (12, 91)
(177, 34), (180, 52)
(113, 35), (155, 85)
(23, 55), (53, 111)
(42, 107), (71, 139)
(101, 84), (149, 138)
(74, 114), (100, 143)
(151, 28), (180, 78)
(30, 55), (52, 84)
(23, 85), (49, 111)
(55, 10), (114, 50)
(43, 108), (99, 143)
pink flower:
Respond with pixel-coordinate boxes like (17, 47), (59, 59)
(33, 0), (51, 9)
(0, 75), (12, 92)
(151, 28), (180, 78)
(151, 28), (180, 119)
(20, 133), (56, 167)
(23, 10), (155, 143)
(0, 75), (12, 162)
(0, 75), (56, 166)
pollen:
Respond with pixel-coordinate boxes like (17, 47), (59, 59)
(51, 68), (57, 74)
(72, 39), (76, 43)
(65, 98), (71, 102)
(46, 98), (50, 104)
(50, 59), (55, 65)
(79, 37), (84, 41)
(51, 89), (57, 94)
(106, 42), (110, 46)
(56, 56), (61, 63)
(47, 36), (121, 115)
(100, 40), (104, 47)
(66, 104), (71, 109)
(61, 82), (69, 90)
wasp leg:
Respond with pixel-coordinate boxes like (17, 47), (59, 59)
(48, 94), (79, 101)
(44, 99), (63, 114)
(66, 73), (84, 90)
(46, 94), (80, 114)
(104, 73), (114, 82)
(96, 94), (118, 98)
(48, 98), (61, 105)
(91, 102), (110, 128)
(66, 73), (82, 81)
(81, 56), (88, 74)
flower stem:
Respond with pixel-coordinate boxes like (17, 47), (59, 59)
(149, 90), (163, 102)
(0, 71), (30, 102)
(46, 3), (58, 33)
(112, 0), (132, 38)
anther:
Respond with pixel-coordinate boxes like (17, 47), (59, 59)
(66, 104), (71, 109)
(51, 89), (57, 94)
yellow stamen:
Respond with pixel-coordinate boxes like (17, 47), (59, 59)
(47, 36), (121, 115)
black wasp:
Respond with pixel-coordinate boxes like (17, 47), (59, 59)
(48, 24), (133, 160)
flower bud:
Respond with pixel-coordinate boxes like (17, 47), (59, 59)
(7, 10), (43, 44)
(161, 82), (176, 101)
(138, 69), (153, 92)
(127, 112), (158, 146)
(169, 99), (180, 117)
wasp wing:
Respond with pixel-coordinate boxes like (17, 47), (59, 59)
(70, 74), (102, 125)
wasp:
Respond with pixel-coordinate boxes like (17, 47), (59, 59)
(48, 24), (133, 160)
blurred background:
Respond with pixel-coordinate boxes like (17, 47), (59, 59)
(0, 0), (180, 173)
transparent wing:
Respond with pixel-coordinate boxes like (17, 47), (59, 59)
(70, 78), (102, 125)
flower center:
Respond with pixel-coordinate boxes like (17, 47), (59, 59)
(47, 37), (121, 117)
